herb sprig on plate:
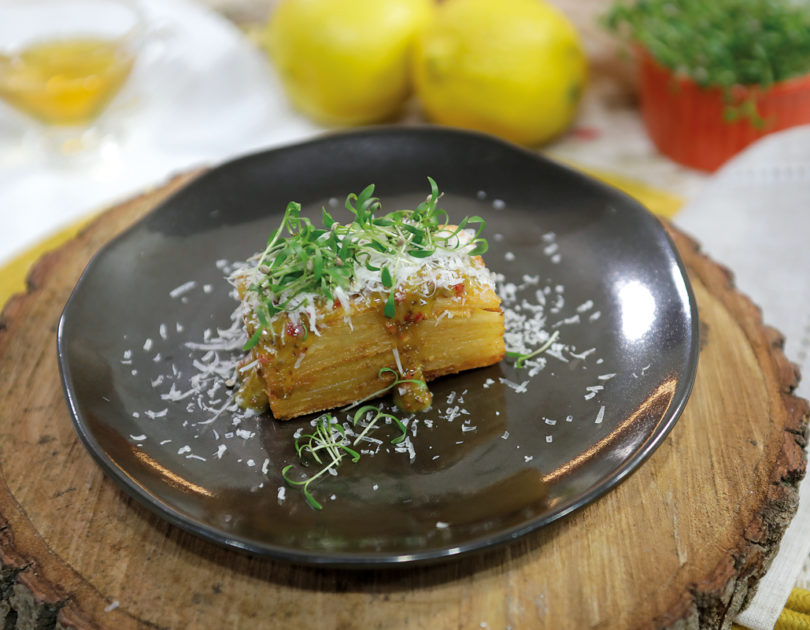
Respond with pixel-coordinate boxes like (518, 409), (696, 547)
(505, 330), (560, 369)
(242, 178), (488, 350)
(281, 405), (407, 510)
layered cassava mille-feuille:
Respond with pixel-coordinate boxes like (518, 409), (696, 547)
(230, 179), (504, 420)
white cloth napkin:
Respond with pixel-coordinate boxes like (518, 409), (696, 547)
(675, 126), (810, 630)
(0, 0), (321, 265)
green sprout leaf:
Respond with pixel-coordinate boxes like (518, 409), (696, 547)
(282, 404), (410, 510)
(384, 291), (396, 318)
(380, 266), (393, 288)
(242, 328), (262, 351)
(321, 207), (335, 228)
(506, 331), (560, 369)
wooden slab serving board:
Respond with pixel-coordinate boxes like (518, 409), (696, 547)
(0, 173), (806, 630)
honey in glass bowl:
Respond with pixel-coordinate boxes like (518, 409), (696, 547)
(0, 37), (135, 126)
(0, 0), (143, 133)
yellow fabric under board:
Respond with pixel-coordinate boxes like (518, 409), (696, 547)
(0, 170), (683, 310)
(580, 166), (684, 220)
(0, 214), (97, 310)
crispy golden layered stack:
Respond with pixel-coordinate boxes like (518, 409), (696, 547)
(240, 270), (504, 420)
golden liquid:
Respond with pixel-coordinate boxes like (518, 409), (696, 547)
(0, 37), (134, 126)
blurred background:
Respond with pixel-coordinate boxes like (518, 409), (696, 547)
(0, 0), (717, 269)
(6, 0), (810, 268)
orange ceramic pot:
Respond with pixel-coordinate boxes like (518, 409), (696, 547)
(638, 50), (810, 171)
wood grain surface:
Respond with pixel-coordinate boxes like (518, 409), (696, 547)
(0, 174), (806, 630)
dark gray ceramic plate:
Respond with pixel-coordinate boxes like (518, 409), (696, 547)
(58, 127), (698, 567)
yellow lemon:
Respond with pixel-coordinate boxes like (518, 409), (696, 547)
(267, 0), (432, 126)
(412, 0), (587, 146)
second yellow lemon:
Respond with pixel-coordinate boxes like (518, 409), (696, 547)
(267, 0), (431, 126)
(412, 0), (587, 146)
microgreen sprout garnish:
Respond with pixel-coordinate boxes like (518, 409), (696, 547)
(239, 178), (488, 350)
(342, 366), (428, 411)
(506, 330), (560, 369)
(281, 405), (407, 510)
(281, 414), (357, 510)
(350, 404), (407, 446)
(605, 0), (810, 125)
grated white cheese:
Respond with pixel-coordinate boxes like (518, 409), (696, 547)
(392, 347), (404, 375)
(170, 280), (196, 298)
(498, 377), (529, 394)
(434, 309), (451, 326)
(584, 385), (604, 400)
(230, 226), (495, 335)
(441, 406), (467, 422)
(569, 347), (596, 360)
